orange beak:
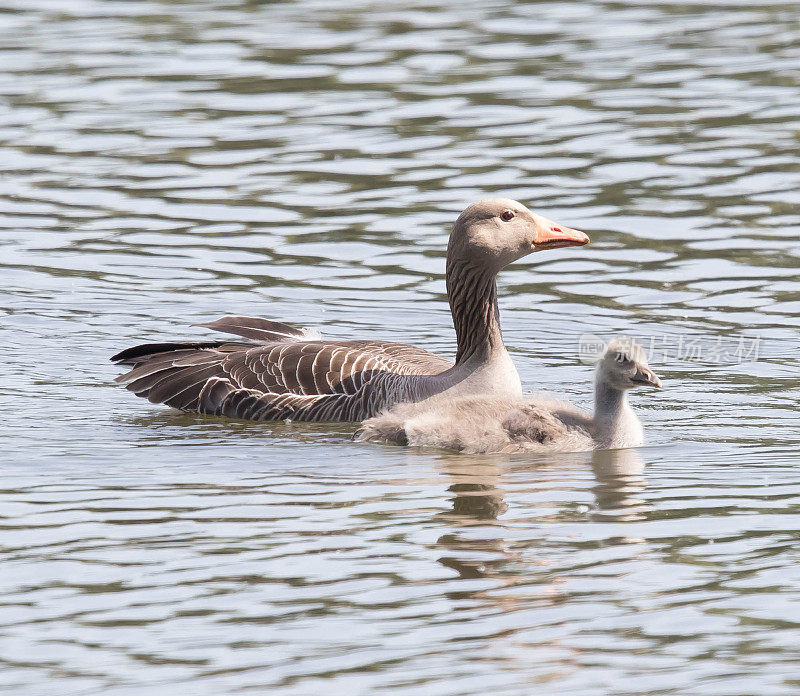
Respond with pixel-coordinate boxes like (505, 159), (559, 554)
(532, 214), (590, 250)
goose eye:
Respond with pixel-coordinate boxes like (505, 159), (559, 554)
(500, 210), (515, 222)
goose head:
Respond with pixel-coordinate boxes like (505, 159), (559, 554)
(597, 338), (662, 391)
(448, 198), (589, 272)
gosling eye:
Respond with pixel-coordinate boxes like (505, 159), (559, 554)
(500, 209), (515, 222)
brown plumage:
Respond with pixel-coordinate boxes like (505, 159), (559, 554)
(112, 199), (589, 422)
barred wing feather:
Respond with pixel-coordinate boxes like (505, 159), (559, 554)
(112, 315), (452, 422)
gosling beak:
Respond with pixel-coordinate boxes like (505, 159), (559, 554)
(631, 366), (662, 389)
(532, 214), (589, 250)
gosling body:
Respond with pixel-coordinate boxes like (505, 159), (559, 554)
(360, 339), (661, 454)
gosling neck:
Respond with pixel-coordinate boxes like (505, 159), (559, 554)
(594, 379), (628, 422)
(446, 258), (504, 365)
(594, 378), (644, 448)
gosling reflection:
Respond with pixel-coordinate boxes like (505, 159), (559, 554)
(449, 480), (508, 520)
(590, 448), (650, 521)
(434, 449), (652, 584)
(435, 455), (517, 583)
(439, 456), (508, 522)
(437, 450), (651, 525)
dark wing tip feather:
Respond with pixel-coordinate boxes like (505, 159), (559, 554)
(111, 341), (226, 364)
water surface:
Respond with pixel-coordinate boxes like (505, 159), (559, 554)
(1, 1), (799, 694)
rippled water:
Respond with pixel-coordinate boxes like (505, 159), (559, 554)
(2, 1), (799, 694)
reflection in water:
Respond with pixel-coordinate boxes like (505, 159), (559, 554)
(439, 449), (651, 526)
(2, 0), (799, 692)
(436, 457), (512, 581)
(439, 457), (508, 522)
(590, 448), (650, 522)
(435, 449), (651, 584)
(123, 410), (357, 446)
(446, 463), (509, 522)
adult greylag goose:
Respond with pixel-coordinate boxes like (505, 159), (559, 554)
(112, 199), (589, 422)
(359, 339), (662, 453)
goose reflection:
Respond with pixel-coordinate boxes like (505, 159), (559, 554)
(434, 448), (652, 584)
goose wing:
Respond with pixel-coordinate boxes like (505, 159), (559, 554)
(112, 315), (452, 421)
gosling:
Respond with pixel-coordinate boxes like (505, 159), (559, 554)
(359, 339), (661, 454)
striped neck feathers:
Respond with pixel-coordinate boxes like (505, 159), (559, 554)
(446, 258), (504, 365)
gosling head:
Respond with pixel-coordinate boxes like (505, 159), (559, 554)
(597, 338), (662, 392)
(448, 198), (589, 272)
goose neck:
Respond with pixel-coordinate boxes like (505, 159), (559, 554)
(446, 259), (504, 365)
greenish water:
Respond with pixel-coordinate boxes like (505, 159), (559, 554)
(1, 1), (799, 694)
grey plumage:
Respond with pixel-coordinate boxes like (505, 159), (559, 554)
(112, 199), (589, 422)
(359, 338), (663, 453)
(113, 325), (452, 421)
